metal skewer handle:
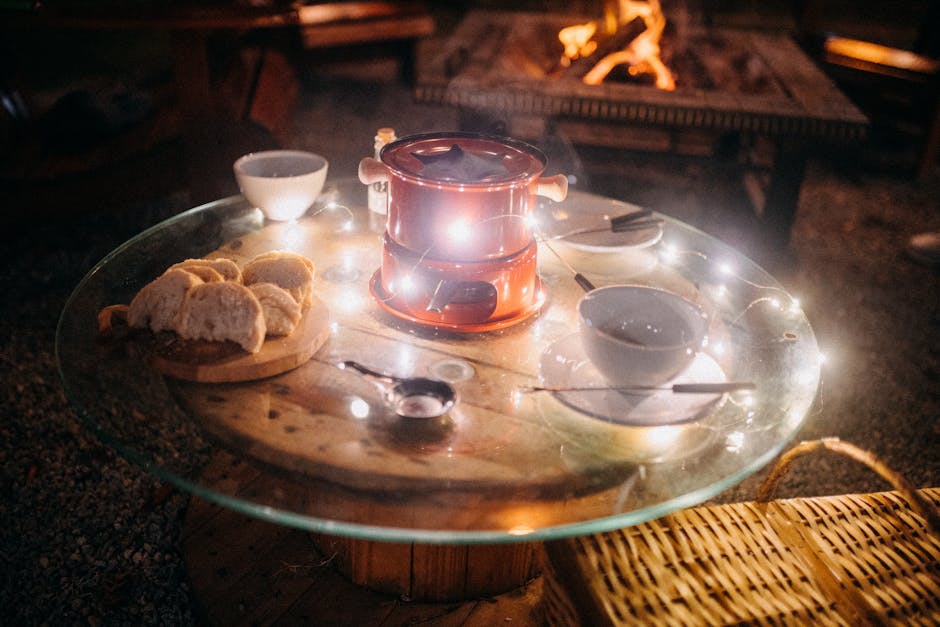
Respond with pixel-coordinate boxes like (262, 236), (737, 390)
(522, 382), (756, 394)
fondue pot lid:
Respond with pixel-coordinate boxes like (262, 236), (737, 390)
(380, 132), (546, 185)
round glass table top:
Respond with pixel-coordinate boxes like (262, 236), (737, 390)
(56, 178), (821, 543)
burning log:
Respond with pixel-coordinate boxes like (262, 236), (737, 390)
(556, 0), (676, 90)
(564, 17), (646, 79)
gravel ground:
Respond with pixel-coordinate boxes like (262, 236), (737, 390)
(0, 205), (198, 625)
(2, 58), (939, 627)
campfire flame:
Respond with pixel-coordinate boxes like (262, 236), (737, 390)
(559, 0), (675, 90)
(559, 22), (598, 64)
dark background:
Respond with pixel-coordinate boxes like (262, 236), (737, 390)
(1, 1), (938, 623)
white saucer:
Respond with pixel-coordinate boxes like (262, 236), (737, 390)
(538, 334), (727, 427)
(536, 194), (664, 253)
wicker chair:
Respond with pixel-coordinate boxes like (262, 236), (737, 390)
(540, 439), (940, 626)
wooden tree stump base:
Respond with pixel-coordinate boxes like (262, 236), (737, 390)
(182, 494), (544, 625)
(310, 533), (541, 602)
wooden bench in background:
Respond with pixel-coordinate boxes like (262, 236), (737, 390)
(1, 2), (434, 207)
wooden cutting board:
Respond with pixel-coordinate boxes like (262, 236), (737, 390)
(148, 297), (330, 383)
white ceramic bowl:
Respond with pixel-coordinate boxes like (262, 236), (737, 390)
(578, 285), (708, 388)
(233, 150), (328, 221)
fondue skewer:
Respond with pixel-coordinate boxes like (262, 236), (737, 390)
(610, 209), (654, 226)
(548, 219), (665, 241)
(539, 237), (596, 291)
(548, 211), (664, 242)
(520, 382), (756, 395)
(612, 218), (664, 232)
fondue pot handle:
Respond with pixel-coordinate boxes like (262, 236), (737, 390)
(536, 174), (569, 202)
(358, 157), (388, 185)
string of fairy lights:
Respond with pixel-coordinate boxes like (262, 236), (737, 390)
(276, 191), (823, 462)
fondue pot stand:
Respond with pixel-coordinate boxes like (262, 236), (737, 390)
(359, 132), (567, 332)
(370, 235), (543, 331)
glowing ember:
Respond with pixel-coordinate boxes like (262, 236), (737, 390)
(559, 0), (675, 90)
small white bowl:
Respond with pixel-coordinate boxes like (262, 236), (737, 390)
(234, 150), (328, 221)
(579, 285), (708, 388)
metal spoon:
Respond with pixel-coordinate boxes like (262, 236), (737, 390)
(338, 361), (458, 419)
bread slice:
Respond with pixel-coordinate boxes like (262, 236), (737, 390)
(248, 282), (302, 336)
(248, 250), (315, 275)
(178, 281), (266, 353)
(242, 251), (315, 308)
(168, 257), (242, 282)
(128, 268), (204, 333)
(166, 264), (224, 283)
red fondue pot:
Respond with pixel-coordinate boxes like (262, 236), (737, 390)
(358, 132), (568, 261)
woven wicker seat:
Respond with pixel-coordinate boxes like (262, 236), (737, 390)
(541, 439), (940, 626)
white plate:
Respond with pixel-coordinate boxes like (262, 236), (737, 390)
(536, 194), (664, 253)
(538, 334), (727, 427)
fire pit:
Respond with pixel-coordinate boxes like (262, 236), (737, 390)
(416, 10), (869, 245)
